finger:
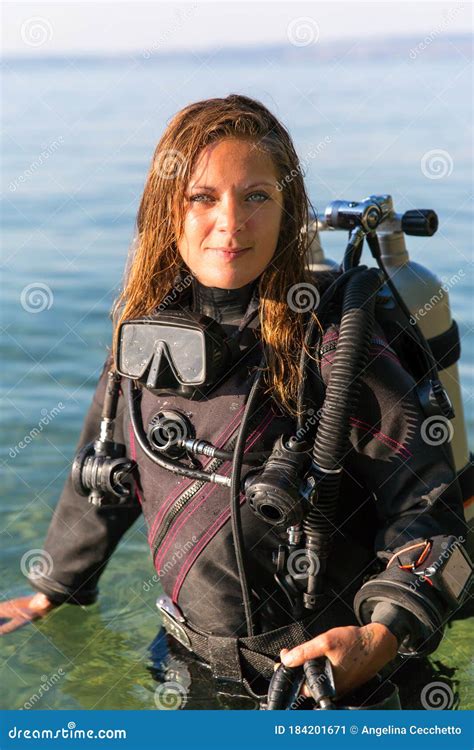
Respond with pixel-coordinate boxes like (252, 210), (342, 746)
(299, 681), (311, 699)
(0, 604), (18, 617)
(0, 617), (28, 635)
(280, 638), (326, 667)
(0, 602), (28, 619)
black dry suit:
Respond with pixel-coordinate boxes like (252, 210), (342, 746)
(29, 269), (467, 696)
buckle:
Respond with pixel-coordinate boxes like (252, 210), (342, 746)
(156, 596), (192, 651)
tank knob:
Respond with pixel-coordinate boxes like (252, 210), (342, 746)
(401, 209), (438, 237)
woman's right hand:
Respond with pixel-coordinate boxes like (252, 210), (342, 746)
(0, 593), (58, 634)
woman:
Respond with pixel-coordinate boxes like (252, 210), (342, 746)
(1, 95), (467, 708)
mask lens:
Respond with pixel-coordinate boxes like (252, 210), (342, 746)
(118, 322), (206, 385)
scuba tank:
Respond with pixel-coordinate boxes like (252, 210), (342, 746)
(306, 214), (339, 272)
(376, 205), (472, 518)
(313, 195), (473, 557)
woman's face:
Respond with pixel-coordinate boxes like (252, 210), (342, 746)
(176, 137), (284, 289)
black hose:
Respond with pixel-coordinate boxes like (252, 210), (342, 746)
(296, 266), (364, 434)
(211, 447), (270, 463)
(313, 267), (383, 474)
(342, 225), (366, 271)
(127, 379), (230, 485)
(230, 352), (267, 637)
(102, 371), (122, 420)
(303, 268), (383, 605)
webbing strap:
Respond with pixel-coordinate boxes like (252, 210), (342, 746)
(207, 635), (242, 682)
(427, 320), (460, 371)
(170, 613), (318, 682)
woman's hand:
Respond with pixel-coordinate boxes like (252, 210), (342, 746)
(0, 593), (57, 635)
(280, 623), (398, 700)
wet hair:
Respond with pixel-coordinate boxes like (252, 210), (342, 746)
(112, 94), (320, 417)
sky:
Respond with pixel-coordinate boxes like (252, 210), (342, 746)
(2, 0), (471, 58)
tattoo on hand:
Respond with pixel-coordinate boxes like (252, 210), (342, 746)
(359, 628), (374, 655)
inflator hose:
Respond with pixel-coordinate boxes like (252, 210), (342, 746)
(230, 352), (267, 637)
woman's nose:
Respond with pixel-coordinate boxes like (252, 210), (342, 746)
(215, 195), (246, 234)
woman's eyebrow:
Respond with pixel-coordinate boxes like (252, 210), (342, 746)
(245, 181), (276, 189)
(189, 181), (276, 190)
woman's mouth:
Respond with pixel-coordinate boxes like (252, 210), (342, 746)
(207, 246), (252, 261)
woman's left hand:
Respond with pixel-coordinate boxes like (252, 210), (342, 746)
(280, 623), (398, 700)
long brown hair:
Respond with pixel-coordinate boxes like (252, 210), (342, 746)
(112, 94), (321, 417)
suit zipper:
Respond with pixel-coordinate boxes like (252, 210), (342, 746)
(151, 411), (264, 563)
(152, 458), (224, 562)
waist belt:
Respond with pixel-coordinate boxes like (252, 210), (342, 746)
(157, 595), (331, 699)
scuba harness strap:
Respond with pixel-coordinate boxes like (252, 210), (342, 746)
(157, 593), (327, 699)
(157, 594), (402, 709)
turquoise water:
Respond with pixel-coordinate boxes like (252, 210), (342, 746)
(1, 48), (472, 710)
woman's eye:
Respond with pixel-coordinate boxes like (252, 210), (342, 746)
(246, 192), (269, 202)
(188, 191), (269, 204)
(189, 193), (214, 203)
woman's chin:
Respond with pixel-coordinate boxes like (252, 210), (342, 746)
(198, 271), (254, 289)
